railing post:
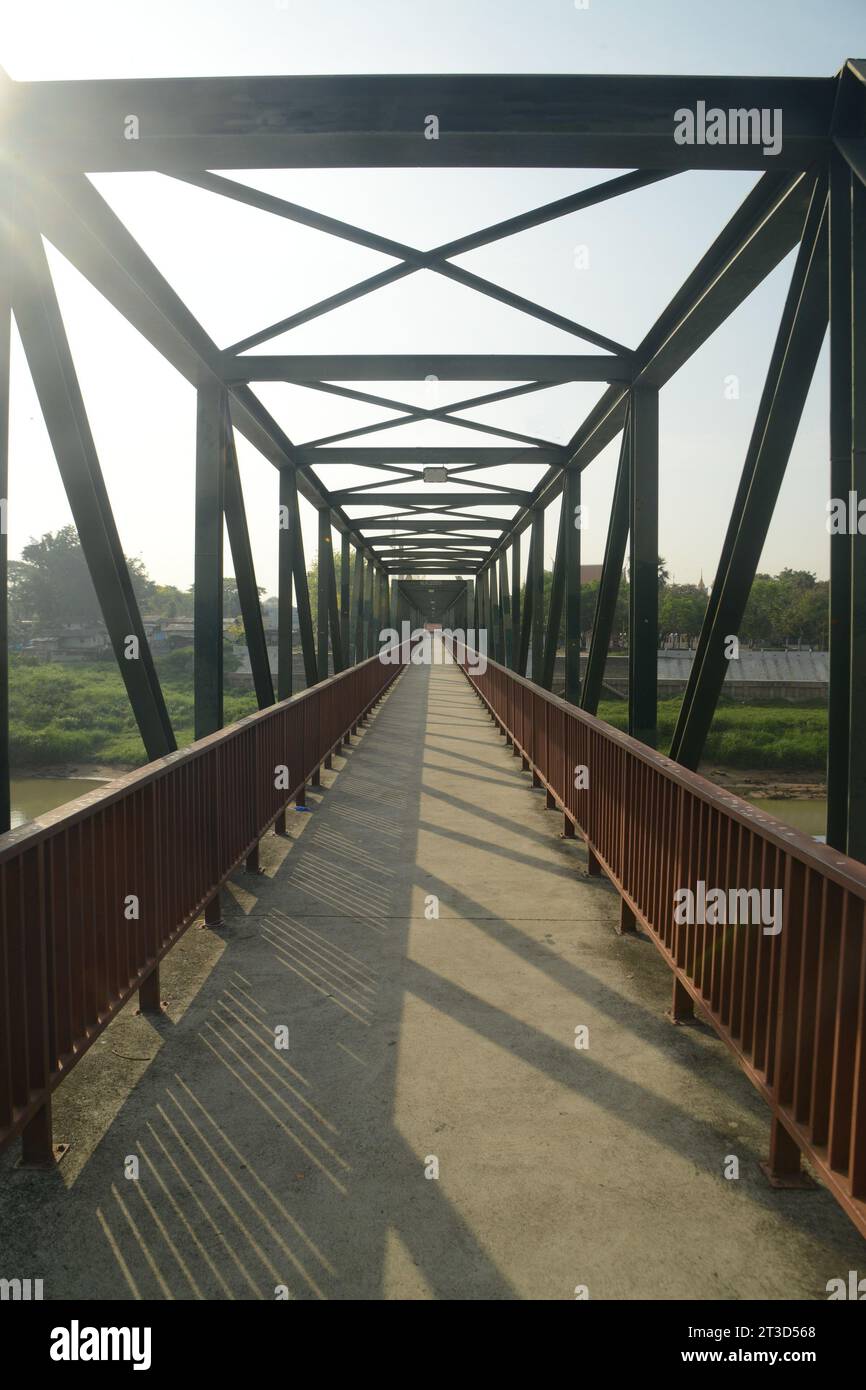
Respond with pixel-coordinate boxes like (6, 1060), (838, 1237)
(204, 894), (223, 929)
(761, 1117), (815, 1189)
(618, 899), (637, 935)
(139, 965), (162, 1014)
(667, 975), (695, 1025)
(20, 1098), (62, 1168)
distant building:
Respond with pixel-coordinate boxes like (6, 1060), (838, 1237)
(25, 623), (111, 663)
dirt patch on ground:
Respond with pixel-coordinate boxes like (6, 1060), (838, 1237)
(13, 762), (137, 781)
(702, 765), (825, 800)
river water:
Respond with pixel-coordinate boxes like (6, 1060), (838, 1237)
(10, 777), (108, 829)
(9, 776), (829, 841)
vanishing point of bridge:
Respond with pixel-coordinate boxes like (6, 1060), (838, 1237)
(1, 62), (866, 1297)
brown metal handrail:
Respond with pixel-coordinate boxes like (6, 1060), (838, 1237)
(456, 648), (866, 1240)
(0, 651), (404, 1163)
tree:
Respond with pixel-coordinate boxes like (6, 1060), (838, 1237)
(150, 583), (194, 620)
(659, 584), (707, 640)
(306, 548), (357, 621)
(10, 526), (154, 631)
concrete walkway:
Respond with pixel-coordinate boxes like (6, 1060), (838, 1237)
(2, 659), (864, 1299)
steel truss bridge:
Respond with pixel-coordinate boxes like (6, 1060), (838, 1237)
(2, 62), (866, 1269)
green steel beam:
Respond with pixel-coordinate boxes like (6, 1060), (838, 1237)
(541, 505), (565, 690)
(317, 508), (331, 680)
(277, 466), (294, 700)
(510, 535), (521, 669)
(827, 155), (852, 850)
(327, 524), (344, 673)
(8, 73), (832, 172)
(194, 380), (225, 738)
(530, 509), (545, 684)
(224, 403), (274, 709)
(281, 466), (317, 687)
(24, 164), (381, 573)
(489, 562), (501, 664)
(365, 557), (375, 657)
(483, 170), (814, 569)
(336, 491), (530, 508)
(340, 532), (350, 661)
(222, 356), (629, 384)
(581, 418), (631, 715)
(12, 206), (176, 759)
(498, 552), (511, 667)
(563, 467), (582, 704)
(628, 385), (659, 747)
(354, 550), (366, 660)
(670, 182), (829, 771)
(847, 173), (866, 860)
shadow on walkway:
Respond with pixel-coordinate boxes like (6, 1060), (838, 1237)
(1, 661), (864, 1299)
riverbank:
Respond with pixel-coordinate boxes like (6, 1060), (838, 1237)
(703, 765), (825, 800)
(8, 657), (827, 781)
(12, 762), (135, 781)
(11, 760), (825, 802)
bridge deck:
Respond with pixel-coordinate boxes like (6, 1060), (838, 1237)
(2, 661), (863, 1298)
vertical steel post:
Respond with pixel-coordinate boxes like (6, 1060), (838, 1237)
(541, 504), (565, 690)
(327, 526), (344, 672)
(510, 535), (521, 670)
(317, 508), (331, 680)
(278, 467), (294, 700)
(223, 403), (274, 708)
(349, 542), (362, 663)
(194, 379), (225, 740)
(563, 466), (582, 704)
(367, 562), (377, 655)
(581, 419), (630, 714)
(340, 532), (350, 658)
(194, 378), (225, 938)
(489, 562), (501, 664)
(530, 508), (544, 683)
(828, 155), (853, 849)
(629, 384), (659, 747)
(355, 551), (367, 660)
(499, 552), (512, 668)
(847, 173), (866, 859)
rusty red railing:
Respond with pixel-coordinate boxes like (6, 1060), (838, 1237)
(0, 651), (403, 1163)
(457, 649), (866, 1241)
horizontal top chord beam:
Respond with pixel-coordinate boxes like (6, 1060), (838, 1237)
(221, 355), (632, 383)
(297, 447), (566, 465)
(339, 491), (528, 507)
(4, 72), (834, 171)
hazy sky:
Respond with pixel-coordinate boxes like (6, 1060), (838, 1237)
(1, 0), (863, 596)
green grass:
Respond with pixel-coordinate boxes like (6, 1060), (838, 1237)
(9, 657), (827, 773)
(595, 697), (826, 770)
(9, 651), (258, 767)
